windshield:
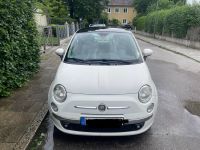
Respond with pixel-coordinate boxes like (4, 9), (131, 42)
(64, 32), (143, 65)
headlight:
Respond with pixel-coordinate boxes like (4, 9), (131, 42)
(53, 84), (67, 103)
(138, 85), (152, 103)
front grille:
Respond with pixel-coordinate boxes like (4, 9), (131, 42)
(60, 120), (144, 132)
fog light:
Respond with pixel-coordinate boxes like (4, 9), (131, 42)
(147, 103), (154, 113)
(51, 102), (58, 112)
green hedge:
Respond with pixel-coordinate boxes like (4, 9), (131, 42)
(0, 1), (40, 96)
(134, 5), (200, 39)
(144, 9), (171, 35)
(135, 16), (147, 31)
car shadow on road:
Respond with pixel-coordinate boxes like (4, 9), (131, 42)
(52, 126), (153, 149)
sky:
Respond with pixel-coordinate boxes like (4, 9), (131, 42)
(187, 0), (200, 4)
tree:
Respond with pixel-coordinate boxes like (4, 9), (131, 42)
(65, 0), (108, 24)
(36, 0), (70, 24)
(133, 0), (156, 15)
(99, 12), (109, 24)
(134, 0), (186, 15)
(173, 0), (186, 4)
(147, 0), (175, 13)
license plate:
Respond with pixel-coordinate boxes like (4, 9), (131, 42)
(80, 117), (124, 128)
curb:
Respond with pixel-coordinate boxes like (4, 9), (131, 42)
(14, 103), (48, 150)
(135, 34), (200, 64)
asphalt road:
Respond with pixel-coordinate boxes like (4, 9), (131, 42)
(28, 39), (200, 150)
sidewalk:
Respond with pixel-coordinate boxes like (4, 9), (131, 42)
(0, 38), (70, 150)
(134, 33), (200, 63)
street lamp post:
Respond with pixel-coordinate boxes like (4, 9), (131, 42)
(153, 0), (159, 38)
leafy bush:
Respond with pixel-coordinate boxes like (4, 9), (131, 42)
(135, 16), (146, 30)
(109, 19), (121, 26)
(135, 5), (200, 39)
(0, 0), (40, 96)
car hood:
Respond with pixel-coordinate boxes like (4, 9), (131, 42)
(53, 63), (153, 95)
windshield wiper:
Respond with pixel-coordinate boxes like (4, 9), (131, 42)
(86, 59), (134, 65)
(65, 58), (111, 65)
(65, 58), (136, 65)
(66, 58), (90, 64)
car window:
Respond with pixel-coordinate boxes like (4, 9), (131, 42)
(65, 32), (143, 65)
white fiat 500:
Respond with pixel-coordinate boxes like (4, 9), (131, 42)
(48, 28), (158, 136)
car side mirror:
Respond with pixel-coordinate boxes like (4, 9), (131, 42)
(143, 49), (153, 60)
(55, 48), (65, 59)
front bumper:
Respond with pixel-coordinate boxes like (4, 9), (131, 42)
(48, 92), (158, 136)
(50, 112), (155, 136)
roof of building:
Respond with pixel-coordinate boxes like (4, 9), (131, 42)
(108, 0), (133, 6)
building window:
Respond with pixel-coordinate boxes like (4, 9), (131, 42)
(107, 7), (111, 13)
(124, 8), (128, 13)
(122, 19), (127, 24)
(115, 8), (120, 13)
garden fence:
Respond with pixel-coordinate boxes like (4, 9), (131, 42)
(38, 22), (79, 53)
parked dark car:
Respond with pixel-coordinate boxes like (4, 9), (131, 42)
(121, 24), (133, 30)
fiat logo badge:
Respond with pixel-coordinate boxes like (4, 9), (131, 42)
(98, 104), (106, 112)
